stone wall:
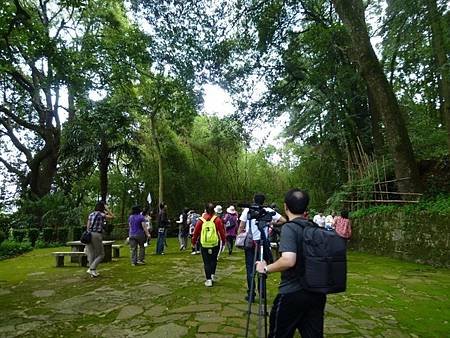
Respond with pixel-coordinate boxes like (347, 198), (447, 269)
(350, 212), (450, 267)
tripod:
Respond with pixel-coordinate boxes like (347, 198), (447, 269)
(245, 217), (273, 338)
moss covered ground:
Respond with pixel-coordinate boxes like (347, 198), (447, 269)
(0, 238), (449, 337)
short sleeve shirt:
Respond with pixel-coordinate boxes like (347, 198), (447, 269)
(278, 218), (305, 294)
(239, 207), (282, 241)
(129, 214), (146, 236)
(88, 211), (105, 233)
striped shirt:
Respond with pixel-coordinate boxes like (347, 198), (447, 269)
(88, 211), (105, 233)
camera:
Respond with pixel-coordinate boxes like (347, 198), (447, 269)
(238, 203), (276, 222)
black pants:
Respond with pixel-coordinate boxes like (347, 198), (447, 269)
(245, 241), (272, 297)
(226, 235), (235, 253)
(200, 245), (219, 279)
(269, 289), (326, 338)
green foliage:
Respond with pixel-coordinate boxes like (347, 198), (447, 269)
(42, 228), (54, 244)
(28, 228), (39, 247)
(34, 240), (61, 249)
(111, 225), (128, 240)
(12, 229), (26, 243)
(14, 192), (83, 229)
(0, 230), (6, 244)
(56, 227), (69, 244)
(0, 213), (11, 234)
(350, 205), (398, 218)
(0, 240), (32, 260)
(72, 226), (85, 241)
(404, 195), (450, 215)
(256, 0), (284, 51)
(350, 195), (450, 218)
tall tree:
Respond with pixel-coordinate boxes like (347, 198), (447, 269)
(0, 0), (77, 197)
(331, 0), (423, 193)
(138, 74), (198, 206)
(426, 0), (450, 153)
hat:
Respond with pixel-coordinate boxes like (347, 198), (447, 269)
(226, 205), (236, 214)
(214, 205), (223, 214)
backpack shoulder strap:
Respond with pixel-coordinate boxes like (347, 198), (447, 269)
(199, 217), (206, 223)
(289, 218), (318, 228)
(211, 215), (217, 222)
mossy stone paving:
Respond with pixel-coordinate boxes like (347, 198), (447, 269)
(0, 240), (449, 337)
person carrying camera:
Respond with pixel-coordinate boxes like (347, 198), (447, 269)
(86, 201), (114, 277)
(238, 193), (286, 302)
(256, 189), (326, 338)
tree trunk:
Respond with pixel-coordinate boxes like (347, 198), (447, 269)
(426, 0), (450, 154)
(332, 0), (423, 194)
(99, 138), (110, 202)
(27, 127), (60, 198)
(367, 86), (385, 156)
(150, 115), (164, 206)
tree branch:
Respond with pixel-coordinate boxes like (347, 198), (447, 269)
(0, 116), (33, 163)
(0, 156), (25, 178)
(0, 104), (41, 133)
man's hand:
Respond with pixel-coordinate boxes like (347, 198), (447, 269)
(256, 260), (267, 274)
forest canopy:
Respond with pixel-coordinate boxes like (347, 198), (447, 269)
(0, 0), (449, 231)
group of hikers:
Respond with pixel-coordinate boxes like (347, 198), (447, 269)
(84, 191), (352, 337)
(313, 210), (353, 238)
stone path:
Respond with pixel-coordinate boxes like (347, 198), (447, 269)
(0, 242), (449, 337)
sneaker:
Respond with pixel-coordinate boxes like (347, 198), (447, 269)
(161, 252), (165, 255)
(131, 263), (136, 266)
(211, 274), (216, 282)
(204, 279), (213, 287)
(86, 268), (91, 274)
(90, 270), (99, 277)
(196, 251), (200, 254)
(137, 260), (146, 265)
(191, 251), (196, 255)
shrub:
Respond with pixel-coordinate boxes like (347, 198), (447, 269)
(0, 240), (32, 260)
(111, 224), (128, 240)
(72, 226), (84, 241)
(0, 213), (10, 234)
(56, 227), (69, 243)
(34, 240), (60, 249)
(15, 192), (84, 231)
(12, 229), (26, 242)
(28, 228), (40, 247)
(0, 230), (6, 244)
(42, 227), (54, 243)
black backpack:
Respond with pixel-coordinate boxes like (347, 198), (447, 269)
(290, 219), (347, 294)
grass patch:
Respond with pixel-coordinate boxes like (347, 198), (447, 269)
(0, 238), (449, 337)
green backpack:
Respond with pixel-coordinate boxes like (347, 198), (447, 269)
(200, 216), (218, 248)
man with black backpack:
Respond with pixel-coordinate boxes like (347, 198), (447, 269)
(256, 188), (347, 338)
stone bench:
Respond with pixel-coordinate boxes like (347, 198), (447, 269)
(52, 252), (87, 267)
(112, 244), (123, 258)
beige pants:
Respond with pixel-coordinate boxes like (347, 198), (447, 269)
(86, 232), (104, 270)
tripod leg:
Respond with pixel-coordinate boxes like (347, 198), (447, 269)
(263, 274), (268, 338)
(245, 247), (259, 338)
(258, 272), (264, 338)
